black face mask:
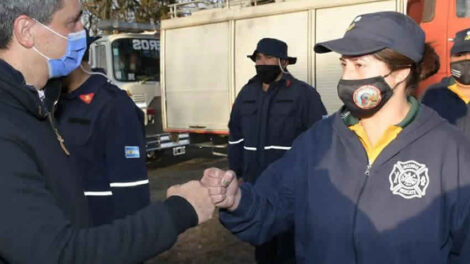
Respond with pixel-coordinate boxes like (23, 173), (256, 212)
(256, 65), (281, 84)
(337, 74), (394, 119)
(451, 60), (470, 85)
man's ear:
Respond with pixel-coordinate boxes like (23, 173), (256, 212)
(281, 59), (289, 69)
(13, 15), (36, 49)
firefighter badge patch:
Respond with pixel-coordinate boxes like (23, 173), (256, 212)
(79, 93), (95, 104)
(353, 85), (382, 109)
(389, 160), (429, 199)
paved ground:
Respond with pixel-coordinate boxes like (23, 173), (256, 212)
(145, 146), (256, 264)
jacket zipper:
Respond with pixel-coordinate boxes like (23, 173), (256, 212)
(352, 161), (372, 264)
(47, 113), (70, 156)
(364, 163), (372, 176)
(47, 96), (70, 156)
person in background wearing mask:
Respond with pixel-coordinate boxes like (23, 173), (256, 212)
(227, 38), (326, 264)
(54, 31), (150, 226)
(422, 28), (470, 136)
(0, 0), (214, 263)
(202, 12), (470, 263)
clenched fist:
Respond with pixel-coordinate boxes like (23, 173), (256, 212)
(200, 168), (241, 211)
(167, 181), (215, 224)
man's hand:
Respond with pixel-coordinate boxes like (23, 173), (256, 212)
(200, 168), (241, 211)
(167, 181), (215, 224)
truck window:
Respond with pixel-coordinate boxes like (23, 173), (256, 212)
(457, 0), (470, 17)
(407, 0), (435, 23)
(422, 0), (436, 22)
(111, 38), (160, 83)
(407, 0), (423, 23)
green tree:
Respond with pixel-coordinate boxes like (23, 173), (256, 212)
(82, 0), (174, 32)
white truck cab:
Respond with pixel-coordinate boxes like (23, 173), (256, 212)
(90, 22), (189, 158)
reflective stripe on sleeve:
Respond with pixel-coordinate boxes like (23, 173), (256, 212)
(228, 138), (244, 145)
(264, 145), (291, 150)
(243, 146), (257, 151)
(110, 179), (150, 188)
(84, 191), (113, 196)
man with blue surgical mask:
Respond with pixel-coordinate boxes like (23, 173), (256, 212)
(0, 0), (215, 263)
(32, 18), (87, 78)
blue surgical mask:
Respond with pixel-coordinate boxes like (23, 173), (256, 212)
(32, 20), (86, 78)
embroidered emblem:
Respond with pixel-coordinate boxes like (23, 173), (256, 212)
(346, 23), (355, 32)
(465, 31), (470, 41)
(353, 85), (382, 109)
(125, 146), (140, 159)
(389, 160), (429, 199)
(346, 16), (362, 32)
(286, 79), (291, 87)
(79, 93), (95, 104)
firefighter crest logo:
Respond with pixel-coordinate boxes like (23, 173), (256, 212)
(389, 160), (429, 199)
(465, 31), (470, 41)
(353, 85), (382, 109)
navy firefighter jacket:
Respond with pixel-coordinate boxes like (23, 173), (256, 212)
(422, 77), (470, 137)
(228, 73), (326, 183)
(220, 104), (470, 264)
(56, 73), (150, 225)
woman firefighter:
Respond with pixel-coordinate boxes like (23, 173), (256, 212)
(201, 11), (470, 263)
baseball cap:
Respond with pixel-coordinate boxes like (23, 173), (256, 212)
(451, 28), (470, 55)
(314, 11), (425, 63)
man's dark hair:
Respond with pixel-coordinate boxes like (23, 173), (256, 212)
(0, 0), (64, 49)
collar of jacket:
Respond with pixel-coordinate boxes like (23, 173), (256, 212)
(333, 104), (445, 167)
(341, 96), (420, 128)
(61, 74), (107, 100)
(445, 76), (470, 104)
(0, 59), (49, 120)
(432, 76), (454, 90)
(250, 73), (293, 88)
(448, 77), (456, 86)
(273, 73), (292, 87)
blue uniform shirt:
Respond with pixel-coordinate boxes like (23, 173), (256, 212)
(228, 73), (327, 183)
(422, 77), (470, 137)
(56, 73), (150, 225)
(227, 73), (326, 264)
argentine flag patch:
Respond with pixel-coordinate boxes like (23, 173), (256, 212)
(125, 146), (140, 159)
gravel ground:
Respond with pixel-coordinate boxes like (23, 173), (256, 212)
(145, 147), (256, 264)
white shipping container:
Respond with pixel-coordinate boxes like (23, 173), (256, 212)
(161, 0), (407, 134)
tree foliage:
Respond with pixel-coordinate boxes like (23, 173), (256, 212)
(82, 0), (175, 33)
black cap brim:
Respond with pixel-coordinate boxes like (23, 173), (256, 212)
(451, 44), (470, 55)
(314, 37), (387, 56)
(247, 52), (297, 65)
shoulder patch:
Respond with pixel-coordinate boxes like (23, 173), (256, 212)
(389, 160), (429, 199)
(125, 146), (140, 159)
(79, 93), (95, 104)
